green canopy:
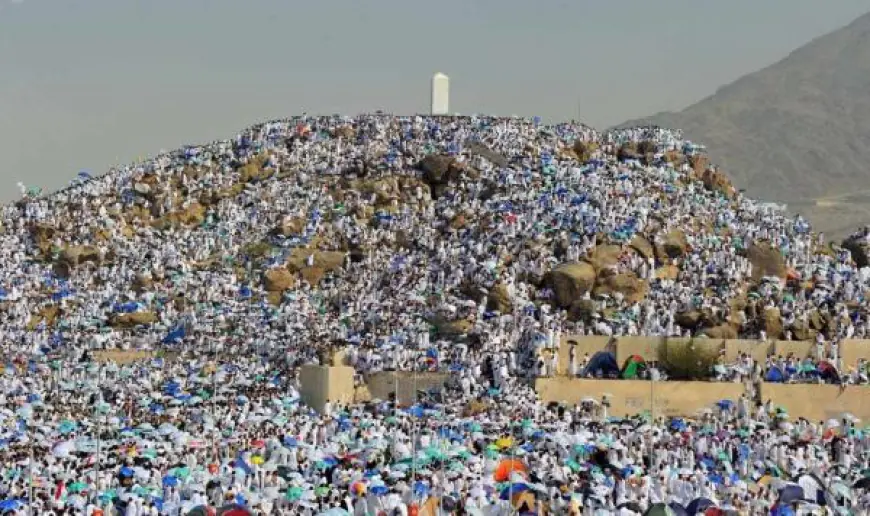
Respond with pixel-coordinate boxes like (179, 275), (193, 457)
(621, 355), (648, 379)
(644, 503), (677, 516)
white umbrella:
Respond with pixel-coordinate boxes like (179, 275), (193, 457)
(52, 440), (75, 458)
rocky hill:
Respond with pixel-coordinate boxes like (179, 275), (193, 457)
(5, 115), (868, 358)
(617, 10), (870, 238)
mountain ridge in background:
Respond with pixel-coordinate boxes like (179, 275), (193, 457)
(616, 10), (870, 238)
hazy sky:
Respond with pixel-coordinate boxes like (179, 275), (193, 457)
(1, 0), (868, 198)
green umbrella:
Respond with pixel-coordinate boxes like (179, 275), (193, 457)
(315, 485), (330, 497)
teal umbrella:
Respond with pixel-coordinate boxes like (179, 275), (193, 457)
(286, 486), (303, 502)
(67, 481), (87, 493)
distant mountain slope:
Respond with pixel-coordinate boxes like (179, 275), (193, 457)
(617, 11), (870, 237)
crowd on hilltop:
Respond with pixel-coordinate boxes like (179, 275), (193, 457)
(0, 114), (866, 513)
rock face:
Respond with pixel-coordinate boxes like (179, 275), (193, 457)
(264, 268), (295, 292)
(746, 242), (787, 281)
(486, 283), (513, 314)
(548, 262), (596, 308)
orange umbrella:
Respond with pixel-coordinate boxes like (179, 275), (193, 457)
(494, 459), (527, 482)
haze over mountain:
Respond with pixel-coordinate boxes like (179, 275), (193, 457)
(618, 10), (870, 238)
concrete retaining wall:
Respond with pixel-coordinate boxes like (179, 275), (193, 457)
(554, 336), (870, 373)
(535, 378), (746, 418)
(299, 365), (356, 412)
(533, 377), (870, 422)
(364, 371), (449, 405)
(761, 383), (870, 422)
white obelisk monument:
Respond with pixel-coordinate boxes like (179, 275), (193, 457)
(431, 72), (449, 115)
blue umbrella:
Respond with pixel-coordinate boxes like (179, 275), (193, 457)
(119, 466), (134, 478)
(716, 400), (734, 410)
(686, 497), (716, 514)
(413, 481), (429, 497)
(162, 475), (179, 487)
(0, 499), (22, 512)
(778, 484), (805, 504)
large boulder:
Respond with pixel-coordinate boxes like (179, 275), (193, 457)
(790, 320), (817, 341)
(701, 168), (735, 199)
(593, 271), (648, 303)
(109, 311), (157, 328)
(486, 283), (513, 314)
(762, 307), (784, 340)
(132, 273), (153, 293)
(29, 223), (56, 254)
(152, 202), (207, 229)
(59, 246), (101, 267)
(617, 143), (641, 162)
(586, 244), (623, 272)
(271, 217), (306, 238)
(571, 140), (598, 162)
(238, 155), (273, 183)
(434, 318), (474, 336)
(630, 235), (654, 261)
(808, 310), (827, 331)
(418, 155), (464, 197)
(675, 310), (703, 329)
(688, 154), (709, 178)
(660, 230), (688, 260)
(842, 237), (870, 268)
(700, 323), (738, 340)
(332, 125), (356, 139)
(548, 262), (596, 308)
(264, 268), (295, 292)
(746, 243), (787, 281)
(26, 305), (61, 331)
(656, 265), (680, 280)
(286, 249), (346, 286)
(568, 298), (596, 322)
